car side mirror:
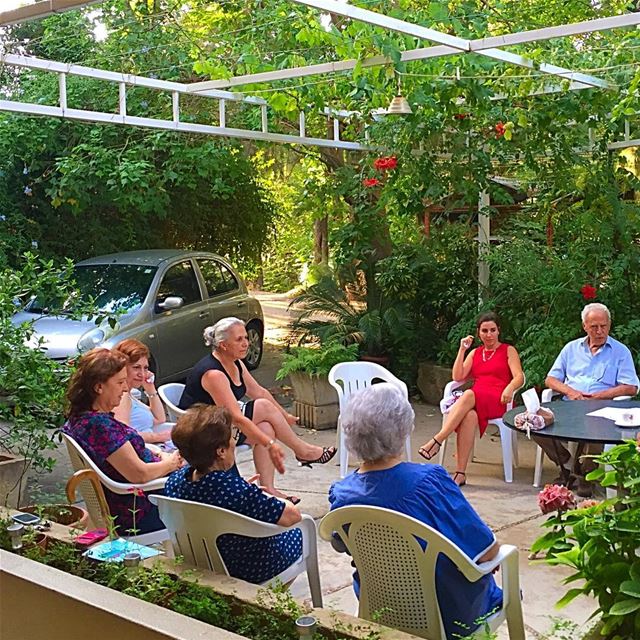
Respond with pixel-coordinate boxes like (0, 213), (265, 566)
(157, 296), (184, 311)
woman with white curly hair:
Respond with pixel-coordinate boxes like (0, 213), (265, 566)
(179, 317), (336, 502)
(328, 383), (503, 640)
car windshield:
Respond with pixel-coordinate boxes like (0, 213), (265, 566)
(27, 264), (158, 314)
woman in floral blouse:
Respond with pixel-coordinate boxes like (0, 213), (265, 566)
(63, 348), (182, 534)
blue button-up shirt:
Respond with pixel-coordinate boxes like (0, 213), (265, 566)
(547, 336), (639, 396)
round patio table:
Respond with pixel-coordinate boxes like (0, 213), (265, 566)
(503, 398), (640, 445)
(503, 399), (640, 490)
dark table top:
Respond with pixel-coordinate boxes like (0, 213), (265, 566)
(503, 399), (640, 444)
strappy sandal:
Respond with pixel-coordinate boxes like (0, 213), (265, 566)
(296, 446), (337, 469)
(418, 436), (442, 461)
(286, 496), (301, 505)
(452, 471), (467, 487)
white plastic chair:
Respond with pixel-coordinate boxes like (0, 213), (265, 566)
(319, 505), (524, 640)
(158, 383), (186, 422)
(149, 494), (323, 607)
(328, 362), (410, 477)
(533, 389), (630, 487)
(437, 378), (523, 483)
(63, 432), (168, 545)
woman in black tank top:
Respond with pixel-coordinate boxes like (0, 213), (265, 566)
(179, 318), (336, 500)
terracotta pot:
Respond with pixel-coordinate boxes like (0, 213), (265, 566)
(23, 504), (89, 529)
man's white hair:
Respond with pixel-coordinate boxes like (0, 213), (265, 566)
(581, 303), (611, 324)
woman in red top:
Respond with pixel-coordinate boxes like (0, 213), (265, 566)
(418, 312), (524, 486)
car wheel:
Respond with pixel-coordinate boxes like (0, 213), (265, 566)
(244, 323), (263, 370)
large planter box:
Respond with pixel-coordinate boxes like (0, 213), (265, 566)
(0, 453), (27, 509)
(290, 372), (339, 430)
(0, 511), (422, 640)
(416, 361), (453, 406)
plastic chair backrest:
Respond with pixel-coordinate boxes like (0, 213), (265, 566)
(328, 361), (408, 410)
(158, 383), (186, 421)
(319, 505), (493, 639)
(63, 433), (109, 529)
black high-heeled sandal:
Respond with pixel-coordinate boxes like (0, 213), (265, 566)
(296, 446), (337, 469)
(286, 496), (301, 505)
(452, 471), (467, 487)
(418, 436), (442, 461)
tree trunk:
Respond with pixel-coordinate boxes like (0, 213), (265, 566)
(313, 216), (329, 264)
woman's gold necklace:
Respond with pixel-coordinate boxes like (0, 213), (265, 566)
(482, 347), (498, 362)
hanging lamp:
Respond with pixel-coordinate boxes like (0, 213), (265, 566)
(386, 76), (412, 115)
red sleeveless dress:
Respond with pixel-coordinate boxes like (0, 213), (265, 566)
(470, 342), (513, 436)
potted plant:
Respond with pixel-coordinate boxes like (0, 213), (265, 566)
(276, 342), (358, 429)
(530, 441), (640, 639)
(22, 504), (89, 529)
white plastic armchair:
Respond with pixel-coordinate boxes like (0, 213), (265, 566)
(437, 377), (524, 483)
(533, 388), (631, 487)
(158, 383), (186, 422)
(328, 361), (410, 478)
(63, 432), (168, 545)
(149, 495), (323, 607)
(319, 505), (524, 640)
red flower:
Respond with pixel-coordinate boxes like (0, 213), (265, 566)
(128, 486), (145, 497)
(363, 178), (381, 188)
(453, 113), (470, 120)
(580, 284), (597, 300)
(373, 156), (397, 171)
(538, 484), (577, 515)
(495, 121), (506, 138)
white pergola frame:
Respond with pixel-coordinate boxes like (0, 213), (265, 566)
(0, 0), (638, 294)
(1, 0), (639, 151)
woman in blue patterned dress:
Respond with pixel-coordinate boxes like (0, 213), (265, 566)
(63, 348), (183, 534)
(328, 383), (503, 640)
(165, 403), (303, 584)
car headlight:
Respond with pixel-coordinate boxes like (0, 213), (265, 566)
(77, 327), (106, 352)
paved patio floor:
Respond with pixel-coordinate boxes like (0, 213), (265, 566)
(232, 402), (599, 640)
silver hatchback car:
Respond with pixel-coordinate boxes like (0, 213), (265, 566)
(12, 250), (264, 381)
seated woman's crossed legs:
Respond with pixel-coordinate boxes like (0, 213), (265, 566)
(419, 390), (479, 484)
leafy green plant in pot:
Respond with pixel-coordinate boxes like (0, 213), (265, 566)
(276, 342), (358, 430)
(531, 441), (640, 640)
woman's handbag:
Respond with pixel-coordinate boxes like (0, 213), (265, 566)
(513, 407), (555, 438)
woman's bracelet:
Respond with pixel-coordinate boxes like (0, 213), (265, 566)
(146, 391), (159, 399)
(265, 439), (276, 449)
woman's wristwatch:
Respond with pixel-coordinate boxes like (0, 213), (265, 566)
(146, 391), (159, 399)
(265, 439), (276, 449)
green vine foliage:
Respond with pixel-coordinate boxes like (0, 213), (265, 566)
(531, 442), (640, 640)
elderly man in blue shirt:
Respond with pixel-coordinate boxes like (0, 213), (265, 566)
(534, 303), (638, 497)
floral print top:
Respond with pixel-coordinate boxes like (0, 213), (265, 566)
(63, 411), (159, 531)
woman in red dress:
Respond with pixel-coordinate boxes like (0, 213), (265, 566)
(418, 312), (524, 486)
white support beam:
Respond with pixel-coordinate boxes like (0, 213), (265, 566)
(470, 12), (640, 50)
(58, 73), (67, 111)
(0, 53), (267, 104)
(0, 98), (370, 150)
(0, 0), (102, 26)
(190, 5), (623, 91)
(291, 0), (469, 51)
(608, 138), (640, 150)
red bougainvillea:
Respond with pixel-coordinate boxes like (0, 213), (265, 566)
(495, 121), (506, 138)
(453, 113), (470, 120)
(538, 484), (577, 515)
(373, 156), (398, 171)
(362, 177), (381, 188)
(580, 284), (597, 300)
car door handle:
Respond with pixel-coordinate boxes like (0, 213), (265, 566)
(198, 311), (209, 318)
(237, 301), (246, 307)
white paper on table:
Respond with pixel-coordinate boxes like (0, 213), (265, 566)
(585, 407), (639, 423)
(521, 388), (540, 413)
